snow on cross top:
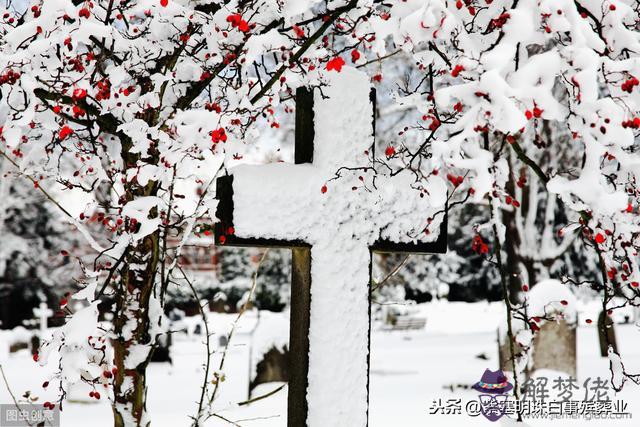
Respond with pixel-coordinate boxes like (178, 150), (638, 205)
(231, 66), (447, 247)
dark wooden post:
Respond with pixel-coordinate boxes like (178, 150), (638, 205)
(288, 248), (311, 425)
(287, 88), (314, 426)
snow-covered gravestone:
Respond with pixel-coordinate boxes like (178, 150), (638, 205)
(214, 67), (447, 426)
(528, 280), (577, 378)
(33, 302), (53, 336)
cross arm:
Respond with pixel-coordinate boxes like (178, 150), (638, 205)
(214, 175), (311, 248)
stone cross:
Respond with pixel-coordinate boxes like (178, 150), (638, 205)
(214, 68), (447, 426)
(32, 302), (53, 336)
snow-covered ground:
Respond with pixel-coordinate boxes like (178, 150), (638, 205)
(0, 301), (638, 426)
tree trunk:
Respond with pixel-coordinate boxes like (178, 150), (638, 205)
(598, 310), (617, 357)
(521, 257), (536, 293)
(503, 174), (522, 304)
(112, 134), (161, 426)
(112, 230), (160, 427)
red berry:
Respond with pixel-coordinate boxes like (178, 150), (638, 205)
(326, 57), (345, 72)
(451, 64), (465, 77)
(321, 185), (327, 194)
(385, 146), (395, 157)
(560, 300), (568, 306)
(59, 125), (73, 141)
(595, 233), (605, 244)
(533, 106), (543, 118)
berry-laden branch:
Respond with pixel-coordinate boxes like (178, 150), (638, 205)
(249, 0), (358, 105)
(483, 133), (523, 421)
(507, 135), (640, 389)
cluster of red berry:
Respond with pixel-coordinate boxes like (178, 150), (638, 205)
(621, 117), (640, 129)
(0, 69), (20, 85)
(210, 127), (227, 144)
(621, 76), (639, 93)
(227, 14), (250, 33)
(471, 235), (489, 255)
(95, 79), (111, 101)
(446, 173), (464, 187)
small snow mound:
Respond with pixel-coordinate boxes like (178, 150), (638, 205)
(527, 279), (578, 323)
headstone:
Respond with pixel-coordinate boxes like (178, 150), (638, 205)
(214, 318), (256, 405)
(30, 335), (40, 357)
(598, 310), (617, 357)
(8, 327), (31, 354)
(214, 67), (447, 426)
(526, 280), (578, 378)
(67, 380), (98, 404)
(193, 322), (203, 336)
(497, 328), (527, 376)
(531, 319), (576, 377)
(218, 335), (228, 347)
(150, 331), (172, 363)
(32, 302), (53, 336)
(250, 346), (289, 391)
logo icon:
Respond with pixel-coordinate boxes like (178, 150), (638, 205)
(472, 368), (513, 421)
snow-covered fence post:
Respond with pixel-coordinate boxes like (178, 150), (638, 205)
(214, 68), (447, 426)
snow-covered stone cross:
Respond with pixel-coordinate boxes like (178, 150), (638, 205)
(215, 67), (447, 426)
(33, 301), (53, 336)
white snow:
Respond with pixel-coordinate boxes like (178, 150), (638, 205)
(1, 302), (637, 426)
(527, 279), (578, 324)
